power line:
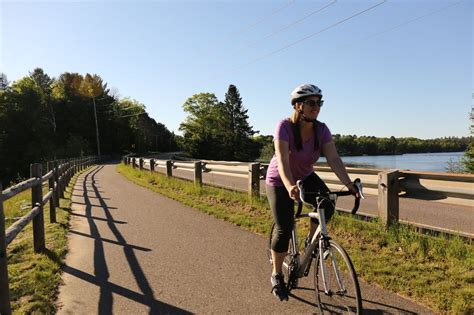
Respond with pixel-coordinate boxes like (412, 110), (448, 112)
(117, 112), (147, 118)
(235, 0), (337, 54)
(229, 0), (297, 37)
(340, 0), (464, 47)
(240, 0), (387, 68)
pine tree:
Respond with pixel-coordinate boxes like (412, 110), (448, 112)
(222, 84), (258, 161)
(0, 73), (9, 90)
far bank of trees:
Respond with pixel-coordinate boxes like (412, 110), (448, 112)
(1, 68), (473, 184)
(0, 69), (178, 184)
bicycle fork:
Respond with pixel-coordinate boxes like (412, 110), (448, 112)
(317, 208), (346, 296)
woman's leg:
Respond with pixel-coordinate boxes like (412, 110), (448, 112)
(267, 185), (294, 273)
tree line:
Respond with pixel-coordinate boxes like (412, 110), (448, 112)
(1, 68), (472, 185)
(0, 69), (178, 184)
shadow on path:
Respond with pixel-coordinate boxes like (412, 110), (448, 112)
(62, 166), (191, 314)
(293, 286), (418, 314)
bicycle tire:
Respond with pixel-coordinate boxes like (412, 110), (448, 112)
(314, 240), (362, 314)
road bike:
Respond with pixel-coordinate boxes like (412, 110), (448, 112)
(267, 178), (365, 314)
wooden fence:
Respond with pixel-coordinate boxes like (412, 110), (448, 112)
(0, 156), (97, 315)
(123, 156), (474, 236)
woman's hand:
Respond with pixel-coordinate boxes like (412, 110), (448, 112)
(288, 185), (301, 201)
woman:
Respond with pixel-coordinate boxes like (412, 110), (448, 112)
(266, 83), (358, 301)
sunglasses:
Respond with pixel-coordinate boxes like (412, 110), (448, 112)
(303, 99), (324, 108)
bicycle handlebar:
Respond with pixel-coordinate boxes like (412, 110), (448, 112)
(295, 178), (365, 216)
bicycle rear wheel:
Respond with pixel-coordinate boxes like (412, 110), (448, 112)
(314, 240), (362, 314)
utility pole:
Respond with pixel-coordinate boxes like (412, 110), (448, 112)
(92, 96), (101, 158)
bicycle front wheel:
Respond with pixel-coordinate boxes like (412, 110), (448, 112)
(314, 240), (362, 314)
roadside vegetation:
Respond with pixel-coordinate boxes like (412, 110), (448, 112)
(118, 163), (473, 314)
(3, 170), (83, 313)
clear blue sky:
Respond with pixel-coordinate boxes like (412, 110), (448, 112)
(1, 0), (472, 139)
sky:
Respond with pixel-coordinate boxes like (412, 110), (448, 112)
(1, 0), (472, 139)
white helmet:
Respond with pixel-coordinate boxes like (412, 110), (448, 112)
(291, 84), (322, 105)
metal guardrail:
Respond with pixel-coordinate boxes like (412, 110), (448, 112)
(0, 156), (98, 314)
(124, 156), (474, 236)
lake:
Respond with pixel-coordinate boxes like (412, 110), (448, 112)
(318, 152), (466, 173)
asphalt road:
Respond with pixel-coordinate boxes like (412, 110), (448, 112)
(159, 167), (474, 236)
(56, 163), (436, 314)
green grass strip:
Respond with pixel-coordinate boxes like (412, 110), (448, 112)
(118, 163), (473, 314)
(4, 168), (89, 314)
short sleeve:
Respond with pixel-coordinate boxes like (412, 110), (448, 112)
(273, 119), (290, 142)
(320, 123), (333, 145)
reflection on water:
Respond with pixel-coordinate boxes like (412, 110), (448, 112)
(318, 152), (466, 173)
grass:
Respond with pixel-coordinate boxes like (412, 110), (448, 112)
(118, 163), (474, 314)
(2, 169), (87, 314)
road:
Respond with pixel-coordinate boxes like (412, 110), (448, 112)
(56, 163), (436, 314)
(160, 166), (473, 236)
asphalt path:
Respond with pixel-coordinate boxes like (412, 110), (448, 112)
(56, 163), (436, 314)
(157, 167), (474, 236)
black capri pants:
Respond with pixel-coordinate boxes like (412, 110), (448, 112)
(267, 172), (335, 253)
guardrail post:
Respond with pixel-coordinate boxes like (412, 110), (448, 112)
(150, 159), (155, 172)
(166, 160), (173, 177)
(249, 163), (260, 198)
(31, 163), (45, 253)
(378, 170), (400, 227)
(47, 161), (56, 223)
(139, 158), (144, 170)
(0, 181), (12, 315)
(132, 158), (136, 169)
(194, 161), (202, 186)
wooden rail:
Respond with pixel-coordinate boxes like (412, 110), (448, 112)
(123, 156), (473, 236)
(0, 156), (97, 314)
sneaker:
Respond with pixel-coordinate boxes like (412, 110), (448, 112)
(270, 272), (289, 301)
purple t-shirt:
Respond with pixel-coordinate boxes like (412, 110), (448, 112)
(265, 119), (332, 187)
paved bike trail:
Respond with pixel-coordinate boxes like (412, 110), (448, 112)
(56, 163), (436, 314)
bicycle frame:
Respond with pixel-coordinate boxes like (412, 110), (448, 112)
(285, 179), (364, 294)
(286, 196), (337, 295)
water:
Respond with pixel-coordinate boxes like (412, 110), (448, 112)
(318, 152), (466, 173)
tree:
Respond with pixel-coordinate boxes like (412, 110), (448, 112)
(221, 84), (258, 161)
(29, 68), (56, 132)
(0, 73), (9, 91)
(179, 93), (223, 159)
(462, 104), (474, 173)
(80, 74), (105, 157)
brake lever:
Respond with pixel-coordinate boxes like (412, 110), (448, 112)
(354, 178), (365, 199)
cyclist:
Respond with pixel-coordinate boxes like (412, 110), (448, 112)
(266, 83), (359, 301)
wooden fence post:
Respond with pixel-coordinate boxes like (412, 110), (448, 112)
(54, 160), (60, 206)
(378, 170), (400, 227)
(59, 162), (65, 198)
(0, 181), (12, 315)
(194, 162), (202, 186)
(139, 158), (144, 170)
(47, 161), (56, 223)
(249, 163), (260, 198)
(31, 163), (45, 253)
(150, 159), (155, 172)
(166, 160), (173, 177)
(132, 158), (136, 169)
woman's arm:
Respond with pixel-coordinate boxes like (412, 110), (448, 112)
(322, 140), (357, 194)
(274, 140), (299, 200)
